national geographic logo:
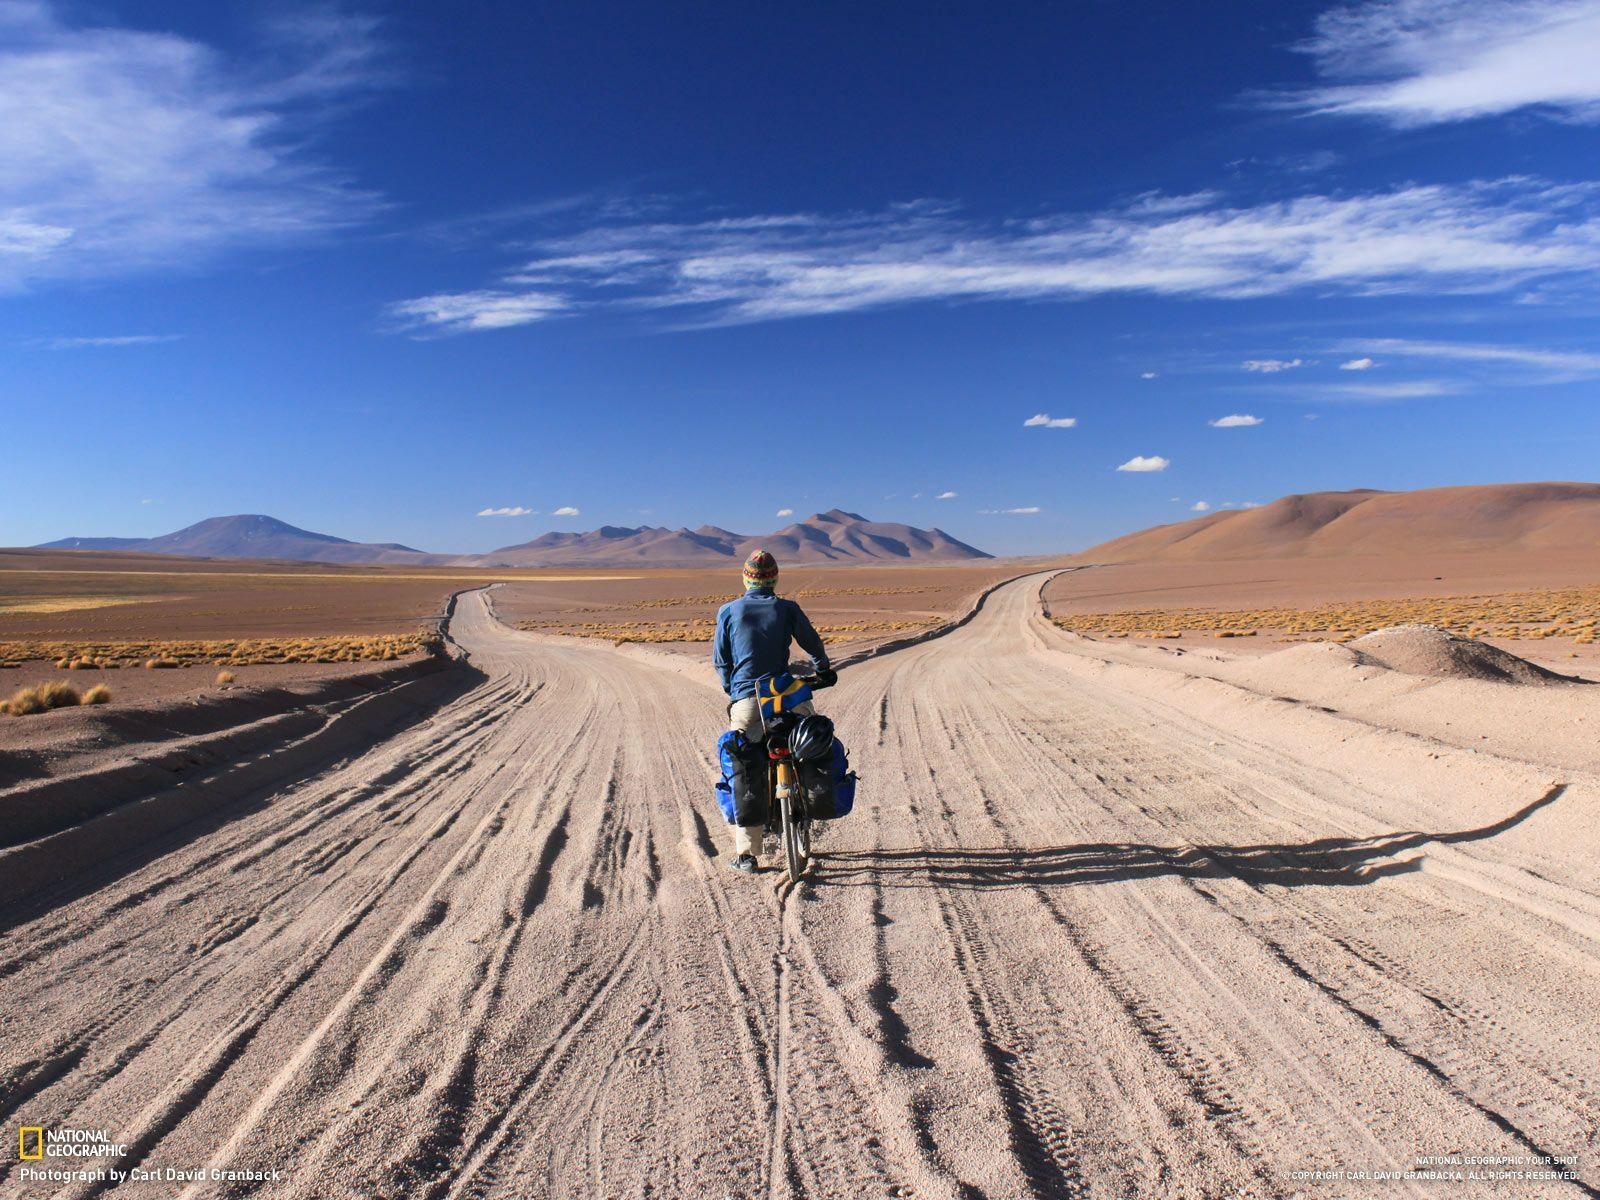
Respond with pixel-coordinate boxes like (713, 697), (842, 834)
(15, 1126), (127, 1160)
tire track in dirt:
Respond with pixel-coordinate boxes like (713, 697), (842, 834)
(5, 578), (1598, 1199)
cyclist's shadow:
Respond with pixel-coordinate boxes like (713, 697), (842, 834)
(814, 784), (1567, 891)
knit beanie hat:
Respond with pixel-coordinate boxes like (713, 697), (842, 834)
(743, 549), (779, 590)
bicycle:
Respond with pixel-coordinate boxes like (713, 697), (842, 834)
(759, 672), (835, 884)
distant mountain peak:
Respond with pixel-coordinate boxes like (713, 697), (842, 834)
(36, 513), (438, 565)
(37, 508), (991, 567)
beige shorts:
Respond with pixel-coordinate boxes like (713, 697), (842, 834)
(727, 696), (814, 742)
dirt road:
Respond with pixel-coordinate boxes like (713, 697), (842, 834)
(4, 576), (1596, 1198)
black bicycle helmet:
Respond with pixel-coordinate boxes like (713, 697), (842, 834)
(789, 713), (835, 762)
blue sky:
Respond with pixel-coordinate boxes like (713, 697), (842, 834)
(4, 0), (1600, 556)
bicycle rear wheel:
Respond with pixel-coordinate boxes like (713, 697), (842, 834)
(779, 776), (809, 883)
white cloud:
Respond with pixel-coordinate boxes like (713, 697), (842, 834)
(551, 506), (581, 517)
(1283, 0), (1600, 126)
(1191, 501), (1212, 511)
(1220, 501), (1262, 509)
(935, 490), (957, 500)
(1210, 414), (1263, 427)
(477, 506), (536, 517)
(1335, 336), (1600, 377)
(0, 3), (383, 291)
(775, 508), (794, 517)
(42, 334), (184, 349)
(1023, 413), (1078, 428)
(1140, 371), (1159, 379)
(1242, 358), (1304, 373)
(1339, 356), (1376, 370)
(388, 179), (1600, 332)
(1117, 455), (1171, 472)
(979, 506), (1042, 514)
(388, 290), (566, 335)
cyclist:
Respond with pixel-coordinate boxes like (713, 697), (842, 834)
(713, 549), (836, 873)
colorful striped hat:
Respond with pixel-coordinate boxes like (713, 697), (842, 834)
(743, 549), (779, 590)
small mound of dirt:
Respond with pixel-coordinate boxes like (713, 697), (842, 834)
(1349, 624), (1571, 686)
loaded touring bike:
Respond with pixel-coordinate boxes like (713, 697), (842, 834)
(758, 673), (837, 884)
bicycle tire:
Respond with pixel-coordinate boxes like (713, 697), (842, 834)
(780, 779), (809, 882)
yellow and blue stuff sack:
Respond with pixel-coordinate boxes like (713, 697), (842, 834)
(754, 672), (812, 722)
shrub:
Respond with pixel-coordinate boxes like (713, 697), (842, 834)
(216, 670), (235, 685)
(3, 688), (42, 715)
(37, 681), (81, 708)
(83, 684), (111, 705)
(3, 682), (81, 715)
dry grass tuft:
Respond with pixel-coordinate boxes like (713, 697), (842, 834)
(83, 684), (111, 705)
(2, 680), (85, 715)
(0, 632), (439, 669)
(1054, 584), (1600, 646)
(216, 670), (235, 685)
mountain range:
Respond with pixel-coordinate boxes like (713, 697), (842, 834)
(1079, 482), (1600, 562)
(37, 510), (992, 567)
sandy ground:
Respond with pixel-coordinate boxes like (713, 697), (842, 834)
(2, 575), (1596, 1198)
(0, 658), (432, 790)
(1045, 553), (1600, 680)
(490, 562), (1020, 653)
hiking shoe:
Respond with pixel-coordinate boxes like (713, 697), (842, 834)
(729, 854), (759, 874)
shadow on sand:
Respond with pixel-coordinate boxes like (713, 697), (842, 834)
(814, 783), (1567, 891)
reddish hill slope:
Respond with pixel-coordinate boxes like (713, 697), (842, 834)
(1082, 483), (1600, 562)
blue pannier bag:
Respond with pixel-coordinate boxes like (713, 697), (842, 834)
(715, 730), (769, 825)
(800, 738), (857, 820)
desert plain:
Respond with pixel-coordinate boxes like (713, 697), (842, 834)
(3, 486), (1599, 1198)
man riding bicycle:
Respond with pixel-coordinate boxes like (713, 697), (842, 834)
(713, 549), (835, 873)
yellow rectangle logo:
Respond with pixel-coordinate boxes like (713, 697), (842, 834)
(19, 1127), (43, 1160)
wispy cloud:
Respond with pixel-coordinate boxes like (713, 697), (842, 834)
(1334, 336), (1600, 378)
(1023, 413), (1077, 428)
(775, 507), (794, 517)
(1191, 501), (1212, 511)
(41, 334), (183, 349)
(1280, 0), (1600, 126)
(979, 506), (1042, 514)
(0, 3), (385, 291)
(1210, 413), (1263, 427)
(1339, 356), (1376, 370)
(388, 178), (1600, 332)
(1242, 358), (1303, 373)
(1117, 455), (1171, 472)
(1140, 371), (1159, 379)
(388, 290), (566, 335)
(551, 506), (580, 517)
(1314, 379), (1457, 399)
(477, 506), (536, 517)
(935, 490), (957, 500)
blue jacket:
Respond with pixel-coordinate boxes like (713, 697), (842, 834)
(713, 588), (830, 699)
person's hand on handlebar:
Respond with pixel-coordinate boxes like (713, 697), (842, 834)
(812, 667), (838, 689)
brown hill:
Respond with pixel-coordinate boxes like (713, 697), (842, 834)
(475, 510), (990, 567)
(39, 515), (442, 566)
(35, 511), (989, 569)
(1081, 483), (1600, 563)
